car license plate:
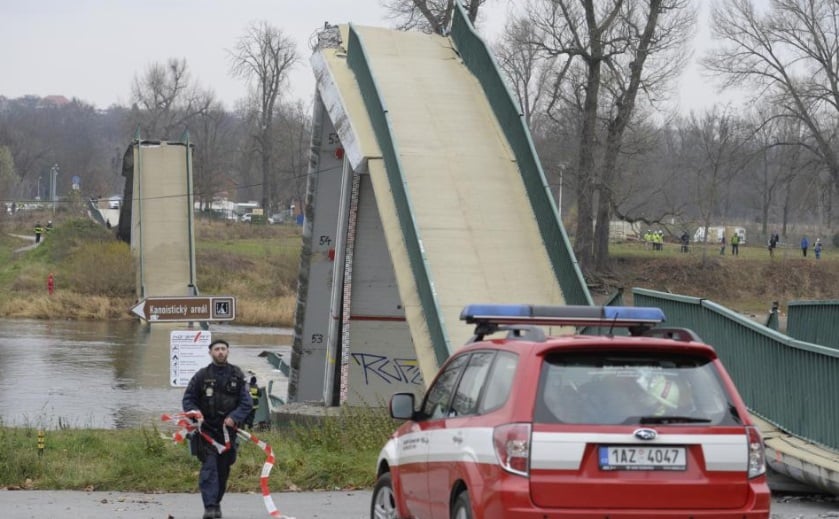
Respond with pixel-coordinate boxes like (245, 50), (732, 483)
(599, 446), (686, 471)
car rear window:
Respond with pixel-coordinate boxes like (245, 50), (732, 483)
(534, 351), (737, 426)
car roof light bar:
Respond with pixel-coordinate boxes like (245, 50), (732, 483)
(460, 304), (665, 329)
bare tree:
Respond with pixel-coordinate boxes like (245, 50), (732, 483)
(381, 0), (489, 33)
(272, 100), (311, 216)
(229, 21), (299, 214)
(527, 0), (694, 271)
(739, 105), (811, 239)
(678, 108), (752, 245)
(610, 121), (687, 230)
(130, 58), (213, 139)
(494, 16), (557, 129)
(0, 145), (15, 211)
(705, 0), (839, 196)
(190, 100), (238, 212)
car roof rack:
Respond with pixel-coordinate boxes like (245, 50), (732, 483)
(460, 304), (666, 342)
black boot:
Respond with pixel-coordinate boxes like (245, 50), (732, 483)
(214, 505), (223, 518)
(202, 506), (216, 519)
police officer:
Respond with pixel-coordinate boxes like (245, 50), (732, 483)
(183, 339), (252, 519)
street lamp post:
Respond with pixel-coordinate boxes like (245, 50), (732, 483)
(50, 164), (59, 215)
(558, 168), (563, 218)
(556, 162), (566, 219)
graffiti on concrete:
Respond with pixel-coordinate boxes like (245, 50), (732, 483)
(351, 352), (423, 385)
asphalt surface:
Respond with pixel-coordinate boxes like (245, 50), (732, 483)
(3, 489), (838, 519)
(3, 490), (369, 519)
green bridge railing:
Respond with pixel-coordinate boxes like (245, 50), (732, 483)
(787, 300), (839, 349)
(632, 288), (839, 451)
(449, 3), (591, 306)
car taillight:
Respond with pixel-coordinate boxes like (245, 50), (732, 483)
(493, 423), (531, 477)
(746, 425), (766, 478)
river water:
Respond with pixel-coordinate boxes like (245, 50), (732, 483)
(0, 319), (292, 429)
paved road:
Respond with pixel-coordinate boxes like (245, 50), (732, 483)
(3, 490), (837, 518)
(4, 490), (368, 519)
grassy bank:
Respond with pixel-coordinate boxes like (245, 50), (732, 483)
(4, 214), (836, 323)
(0, 406), (398, 492)
(0, 215), (301, 326)
(600, 241), (839, 314)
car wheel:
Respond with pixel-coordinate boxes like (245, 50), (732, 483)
(371, 472), (398, 519)
(451, 490), (473, 519)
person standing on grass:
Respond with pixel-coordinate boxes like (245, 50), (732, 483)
(731, 232), (740, 256)
(183, 339), (252, 519)
(815, 239), (823, 259)
(680, 231), (690, 253)
(768, 233), (779, 257)
(801, 236), (809, 257)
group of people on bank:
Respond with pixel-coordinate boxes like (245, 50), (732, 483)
(33, 220), (53, 243)
(766, 233), (825, 259)
(642, 228), (827, 260)
(719, 232), (742, 255)
(800, 236), (824, 259)
(643, 229), (666, 250)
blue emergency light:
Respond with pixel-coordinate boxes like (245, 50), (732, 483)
(459, 304), (665, 328)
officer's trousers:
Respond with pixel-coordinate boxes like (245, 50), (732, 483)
(199, 447), (237, 508)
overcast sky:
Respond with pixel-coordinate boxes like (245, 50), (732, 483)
(0, 0), (733, 115)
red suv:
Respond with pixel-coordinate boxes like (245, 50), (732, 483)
(371, 304), (770, 518)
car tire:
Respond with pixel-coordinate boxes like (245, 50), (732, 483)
(371, 472), (399, 519)
(452, 490), (473, 519)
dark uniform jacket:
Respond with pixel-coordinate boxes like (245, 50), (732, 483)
(182, 362), (252, 442)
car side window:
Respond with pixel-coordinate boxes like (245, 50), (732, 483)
(421, 354), (468, 420)
(450, 351), (495, 417)
(478, 351), (518, 413)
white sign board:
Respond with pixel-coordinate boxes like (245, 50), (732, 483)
(170, 330), (211, 387)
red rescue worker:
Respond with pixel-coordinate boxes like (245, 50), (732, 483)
(47, 273), (55, 296)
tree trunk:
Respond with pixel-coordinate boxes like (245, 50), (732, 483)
(261, 120), (273, 213)
(573, 59), (601, 269)
(593, 0), (662, 272)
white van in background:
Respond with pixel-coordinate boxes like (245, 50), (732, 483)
(693, 226), (746, 244)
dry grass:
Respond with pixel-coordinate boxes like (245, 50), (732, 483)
(0, 293), (135, 320)
(235, 296), (297, 327)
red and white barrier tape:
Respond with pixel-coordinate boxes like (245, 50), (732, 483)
(161, 412), (295, 519)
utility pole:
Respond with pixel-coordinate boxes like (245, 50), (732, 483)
(556, 162), (565, 219)
(50, 164), (59, 215)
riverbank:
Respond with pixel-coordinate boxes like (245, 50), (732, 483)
(0, 216), (300, 326)
(4, 216), (838, 324)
